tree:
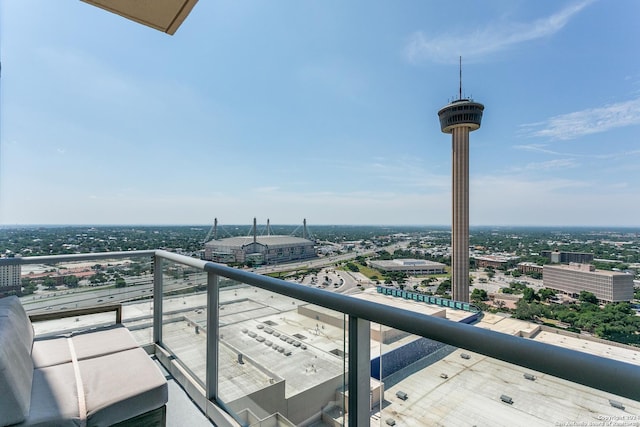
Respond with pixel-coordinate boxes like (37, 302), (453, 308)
(21, 278), (37, 295)
(522, 287), (538, 303)
(43, 276), (57, 290)
(538, 288), (556, 302)
(63, 275), (79, 288)
(436, 279), (451, 296)
(471, 288), (488, 302)
(115, 277), (127, 288)
(578, 291), (598, 305)
(486, 269), (495, 280)
(90, 272), (107, 284)
(513, 300), (546, 321)
(529, 271), (543, 280)
(345, 262), (360, 272)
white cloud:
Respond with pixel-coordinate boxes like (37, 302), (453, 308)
(510, 158), (578, 172)
(405, 0), (593, 64)
(514, 143), (640, 159)
(520, 97), (640, 140)
(5, 172), (640, 227)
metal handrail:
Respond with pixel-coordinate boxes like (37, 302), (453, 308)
(0, 250), (156, 265)
(4, 250), (639, 402)
(155, 250), (640, 402)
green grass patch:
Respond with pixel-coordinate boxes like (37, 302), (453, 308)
(337, 263), (381, 279)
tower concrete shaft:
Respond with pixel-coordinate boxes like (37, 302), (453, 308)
(451, 127), (470, 302)
(438, 98), (484, 304)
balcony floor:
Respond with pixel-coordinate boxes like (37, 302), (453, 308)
(155, 358), (214, 426)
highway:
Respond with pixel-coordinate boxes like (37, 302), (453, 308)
(19, 243), (405, 313)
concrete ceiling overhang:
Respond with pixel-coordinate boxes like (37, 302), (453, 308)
(80, 0), (198, 35)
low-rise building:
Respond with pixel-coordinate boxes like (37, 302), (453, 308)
(369, 259), (446, 275)
(543, 263), (634, 303)
(517, 262), (543, 275)
(474, 255), (519, 269)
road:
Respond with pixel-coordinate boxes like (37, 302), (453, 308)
(19, 242), (407, 312)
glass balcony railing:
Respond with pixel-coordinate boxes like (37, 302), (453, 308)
(2, 250), (639, 427)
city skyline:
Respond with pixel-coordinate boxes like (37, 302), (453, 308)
(1, 0), (640, 226)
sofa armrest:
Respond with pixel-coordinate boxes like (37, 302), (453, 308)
(29, 304), (122, 324)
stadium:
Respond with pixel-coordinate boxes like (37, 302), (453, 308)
(203, 219), (317, 265)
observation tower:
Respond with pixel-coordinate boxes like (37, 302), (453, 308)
(437, 58), (484, 303)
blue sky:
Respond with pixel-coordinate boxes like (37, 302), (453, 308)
(1, 0), (639, 226)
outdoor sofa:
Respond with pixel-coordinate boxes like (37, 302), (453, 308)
(0, 296), (168, 426)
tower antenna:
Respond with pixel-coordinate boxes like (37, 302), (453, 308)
(459, 56), (462, 100)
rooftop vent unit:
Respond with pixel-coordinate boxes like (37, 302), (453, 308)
(523, 373), (536, 381)
(386, 418), (396, 426)
(609, 400), (625, 410)
(461, 353), (471, 359)
(396, 391), (408, 401)
(500, 395), (513, 405)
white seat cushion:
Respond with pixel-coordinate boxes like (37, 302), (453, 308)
(0, 296), (34, 354)
(32, 325), (139, 369)
(81, 347), (168, 426)
(0, 316), (34, 425)
(18, 363), (81, 427)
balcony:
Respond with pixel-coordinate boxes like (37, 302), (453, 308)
(2, 250), (639, 426)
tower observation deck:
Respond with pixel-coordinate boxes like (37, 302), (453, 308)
(438, 97), (484, 303)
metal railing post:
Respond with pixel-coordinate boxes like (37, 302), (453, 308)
(206, 271), (219, 400)
(348, 316), (370, 427)
(153, 254), (163, 344)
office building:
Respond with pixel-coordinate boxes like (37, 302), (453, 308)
(542, 250), (594, 264)
(543, 263), (634, 302)
(0, 263), (21, 296)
